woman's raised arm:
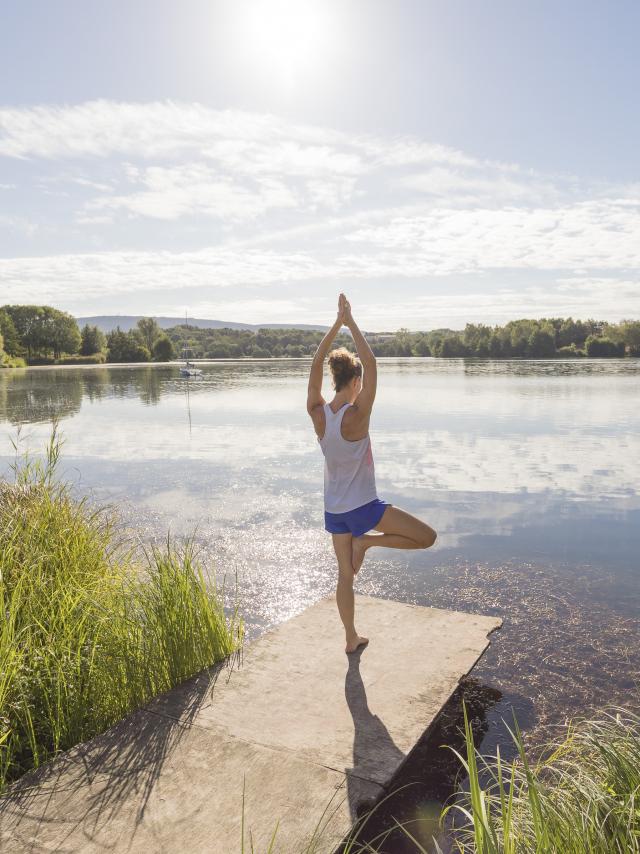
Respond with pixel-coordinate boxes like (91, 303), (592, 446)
(343, 299), (377, 416)
(306, 295), (345, 414)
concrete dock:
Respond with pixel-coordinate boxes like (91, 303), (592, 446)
(0, 594), (501, 853)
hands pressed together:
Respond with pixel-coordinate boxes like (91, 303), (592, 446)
(336, 292), (354, 328)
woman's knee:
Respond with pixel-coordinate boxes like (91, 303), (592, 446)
(417, 524), (437, 549)
(336, 556), (355, 581)
(337, 568), (354, 588)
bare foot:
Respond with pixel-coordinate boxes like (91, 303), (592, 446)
(345, 635), (369, 654)
(352, 537), (368, 575)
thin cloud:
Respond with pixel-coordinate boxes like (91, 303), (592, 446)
(1, 99), (639, 325)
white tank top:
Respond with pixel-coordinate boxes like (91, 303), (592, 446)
(318, 403), (378, 514)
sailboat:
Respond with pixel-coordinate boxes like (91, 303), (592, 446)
(179, 311), (203, 377)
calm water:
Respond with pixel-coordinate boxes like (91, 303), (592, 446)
(1, 359), (639, 845)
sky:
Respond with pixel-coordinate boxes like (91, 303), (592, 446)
(1, 0), (639, 330)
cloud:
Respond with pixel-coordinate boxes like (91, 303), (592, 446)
(0, 99), (477, 169)
(396, 166), (561, 206)
(85, 163), (298, 221)
(0, 214), (38, 237)
(0, 99), (511, 224)
(2, 241), (638, 327)
(344, 200), (640, 270)
(354, 278), (640, 328)
(1, 99), (639, 324)
(0, 246), (327, 303)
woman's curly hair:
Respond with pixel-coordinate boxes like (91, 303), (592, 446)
(327, 347), (362, 391)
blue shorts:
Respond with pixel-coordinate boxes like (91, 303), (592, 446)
(325, 498), (391, 537)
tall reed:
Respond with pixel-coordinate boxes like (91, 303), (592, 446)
(255, 700), (640, 853)
(0, 427), (243, 791)
(442, 701), (640, 853)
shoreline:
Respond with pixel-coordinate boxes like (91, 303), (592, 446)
(4, 353), (638, 371)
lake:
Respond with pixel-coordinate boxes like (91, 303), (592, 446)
(1, 358), (639, 839)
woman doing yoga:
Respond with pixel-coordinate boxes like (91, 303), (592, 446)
(307, 294), (437, 653)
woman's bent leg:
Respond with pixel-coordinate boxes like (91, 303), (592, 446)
(352, 506), (437, 570)
(332, 533), (369, 653)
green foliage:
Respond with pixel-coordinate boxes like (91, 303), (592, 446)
(527, 327), (556, 357)
(0, 310), (22, 357)
(137, 316), (162, 352)
(1, 305), (81, 360)
(603, 320), (640, 356)
(0, 356), (27, 369)
(166, 324), (354, 360)
(0, 306), (638, 364)
(106, 327), (151, 362)
(152, 333), (176, 361)
(58, 353), (107, 365)
(80, 323), (106, 356)
(366, 317), (638, 359)
(464, 324), (492, 356)
(585, 336), (625, 357)
(441, 702), (640, 853)
(0, 430), (243, 792)
(556, 344), (585, 357)
(294, 702), (640, 853)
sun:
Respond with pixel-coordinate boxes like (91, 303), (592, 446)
(239, 0), (335, 90)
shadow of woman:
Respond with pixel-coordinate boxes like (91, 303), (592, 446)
(343, 647), (405, 820)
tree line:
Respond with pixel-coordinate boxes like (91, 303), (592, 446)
(0, 307), (176, 365)
(1, 304), (639, 366)
(371, 318), (640, 358)
(164, 316), (640, 359)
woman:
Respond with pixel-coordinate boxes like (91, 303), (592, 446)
(307, 294), (437, 653)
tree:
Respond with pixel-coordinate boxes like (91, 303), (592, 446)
(46, 308), (81, 358)
(152, 334), (175, 361)
(618, 320), (640, 356)
(527, 328), (556, 357)
(557, 317), (589, 348)
(463, 323), (492, 356)
(2, 305), (46, 359)
(585, 336), (625, 357)
(136, 317), (161, 352)
(0, 309), (22, 356)
(250, 345), (271, 358)
(394, 328), (414, 356)
(80, 324), (107, 356)
(413, 336), (431, 356)
(439, 335), (467, 357)
(206, 340), (233, 358)
(106, 327), (151, 362)
(488, 333), (503, 357)
(1, 305), (80, 359)
(506, 319), (537, 357)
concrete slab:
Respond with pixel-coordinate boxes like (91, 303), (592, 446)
(0, 594), (501, 853)
(0, 708), (377, 853)
(142, 595), (501, 786)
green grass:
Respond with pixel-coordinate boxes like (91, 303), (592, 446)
(0, 426), (243, 792)
(255, 701), (639, 853)
(443, 701), (640, 853)
(0, 355), (26, 368)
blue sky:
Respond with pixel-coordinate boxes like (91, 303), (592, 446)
(1, 0), (639, 329)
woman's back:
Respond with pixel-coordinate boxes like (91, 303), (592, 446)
(319, 402), (377, 514)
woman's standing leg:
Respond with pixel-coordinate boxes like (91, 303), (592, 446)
(332, 533), (369, 653)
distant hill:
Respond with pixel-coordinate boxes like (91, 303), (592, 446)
(76, 315), (329, 333)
